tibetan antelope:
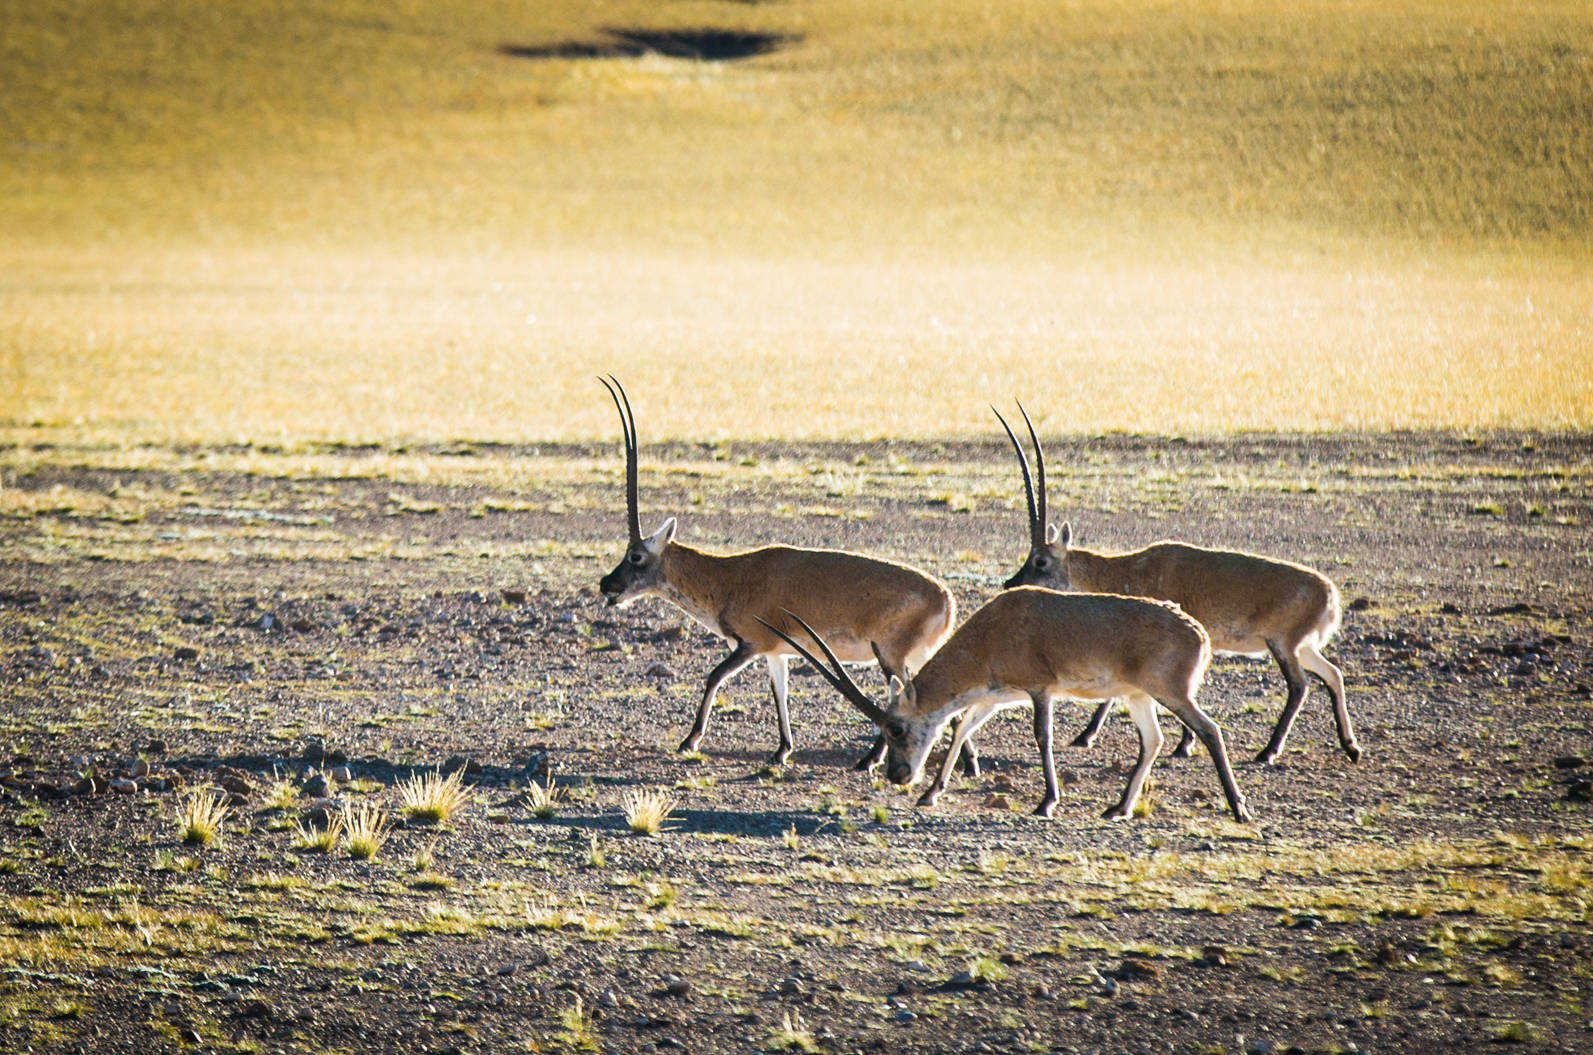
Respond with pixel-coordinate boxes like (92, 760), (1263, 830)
(759, 595), (1253, 822)
(994, 403), (1360, 765)
(596, 377), (961, 768)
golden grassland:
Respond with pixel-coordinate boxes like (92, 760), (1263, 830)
(2, 0), (1590, 441)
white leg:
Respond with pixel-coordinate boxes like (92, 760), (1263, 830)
(1104, 693), (1164, 820)
(766, 653), (794, 766)
(918, 703), (998, 807)
(1300, 642), (1360, 762)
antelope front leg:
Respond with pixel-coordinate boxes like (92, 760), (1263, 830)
(679, 643), (756, 753)
(917, 705), (993, 807)
(1031, 693), (1058, 817)
(765, 653), (795, 766)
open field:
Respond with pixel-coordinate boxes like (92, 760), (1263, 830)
(4, 0), (1592, 441)
(1, 432), (1591, 1053)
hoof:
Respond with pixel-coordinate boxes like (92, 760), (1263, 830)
(1171, 745), (1193, 759)
(915, 790), (941, 808)
(852, 755), (879, 772)
(1253, 748), (1281, 765)
(1033, 800), (1057, 818)
(1101, 804), (1131, 821)
(767, 750), (792, 767)
(1232, 804), (1255, 823)
(960, 757), (981, 778)
(1069, 734), (1095, 749)
(1344, 743), (1363, 763)
(677, 736), (702, 754)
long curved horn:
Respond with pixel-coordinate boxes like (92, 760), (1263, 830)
(755, 612), (890, 726)
(599, 376), (640, 544)
(993, 404), (1041, 548)
(1015, 400), (1047, 543)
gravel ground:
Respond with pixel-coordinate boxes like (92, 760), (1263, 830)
(1, 431), (1589, 1054)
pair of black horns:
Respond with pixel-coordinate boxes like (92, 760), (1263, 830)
(599, 376), (641, 544)
(992, 401), (1047, 548)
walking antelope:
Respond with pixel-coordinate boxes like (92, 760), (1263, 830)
(596, 377), (960, 767)
(994, 403), (1360, 765)
(759, 594), (1253, 822)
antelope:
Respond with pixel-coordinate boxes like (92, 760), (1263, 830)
(994, 403), (1360, 765)
(759, 595), (1252, 822)
(596, 376), (963, 768)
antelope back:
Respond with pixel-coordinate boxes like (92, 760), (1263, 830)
(1066, 541), (1339, 651)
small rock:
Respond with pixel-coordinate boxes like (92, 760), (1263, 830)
(442, 755), (481, 776)
(1117, 959), (1161, 981)
(130, 758), (150, 779)
(521, 751), (550, 780)
(894, 1009), (918, 1024)
(598, 989), (618, 1009)
(109, 778), (137, 794)
(173, 645), (201, 662)
(655, 1037), (686, 1050)
(1346, 597), (1372, 612)
(1197, 946), (1229, 967)
(989, 774), (1018, 792)
(1289, 915), (1322, 930)
(642, 662), (676, 679)
(501, 589), (527, 605)
(329, 764), (352, 783)
(223, 791), (248, 809)
(218, 774), (253, 796)
(998, 951), (1023, 965)
(1553, 756), (1587, 770)
(145, 740), (168, 755)
(1376, 942), (1400, 966)
(777, 977), (803, 997)
(255, 613), (278, 631)
(981, 793), (1013, 811)
(1565, 780), (1592, 803)
(496, 963), (519, 977)
(661, 974), (691, 998)
(289, 619), (317, 633)
(1440, 601), (1462, 615)
(301, 773), (332, 798)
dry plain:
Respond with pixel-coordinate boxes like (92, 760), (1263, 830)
(4, 0), (1593, 1052)
(1, 430), (1590, 1054)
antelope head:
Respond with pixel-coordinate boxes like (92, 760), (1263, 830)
(598, 376), (676, 607)
(995, 402), (1072, 591)
(756, 612), (937, 787)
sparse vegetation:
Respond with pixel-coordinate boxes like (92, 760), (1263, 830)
(342, 803), (390, 861)
(397, 768), (471, 825)
(177, 790), (230, 847)
(621, 788), (676, 836)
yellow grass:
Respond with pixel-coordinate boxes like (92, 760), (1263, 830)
(2, 0), (1590, 440)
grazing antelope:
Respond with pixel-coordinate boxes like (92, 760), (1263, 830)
(759, 594), (1253, 822)
(596, 377), (961, 768)
(994, 403), (1360, 765)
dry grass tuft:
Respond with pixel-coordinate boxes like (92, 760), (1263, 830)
(342, 803), (391, 860)
(622, 788), (676, 836)
(177, 790), (230, 847)
(522, 771), (565, 820)
(397, 767), (471, 825)
(293, 814), (344, 853)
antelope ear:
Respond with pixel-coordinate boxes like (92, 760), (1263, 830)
(1055, 521), (1071, 548)
(643, 517), (677, 554)
(887, 674), (907, 699)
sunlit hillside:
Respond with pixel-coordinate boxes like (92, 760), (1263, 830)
(2, 0), (1590, 441)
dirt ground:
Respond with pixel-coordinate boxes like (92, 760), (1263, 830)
(1, 431), (1590, 1054)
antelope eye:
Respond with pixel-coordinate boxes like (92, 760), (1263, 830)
(1033, 555), (1050, 570)
(628, 550), (646, 565)
(887, 720), (907, 741)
